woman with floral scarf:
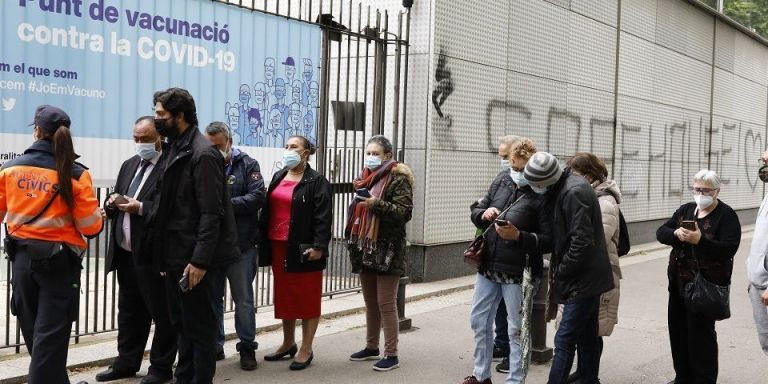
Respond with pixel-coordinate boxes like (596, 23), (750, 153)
(345, 135), (414, 372)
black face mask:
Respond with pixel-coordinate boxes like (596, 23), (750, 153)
(154, 117), (178, 139)
(759, 165), (768, 183)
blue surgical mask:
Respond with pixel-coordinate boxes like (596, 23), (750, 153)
(282, 150), (301, 169)
(135, 142), (159, 160)
(530, 184), (549, 195)
(501, 159), (510, 171)
(510, 170), (528, 187)
(366, 155), (383, 170)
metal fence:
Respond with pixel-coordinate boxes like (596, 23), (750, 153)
(1, 0), (410, 354)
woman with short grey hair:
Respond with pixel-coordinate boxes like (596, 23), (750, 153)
(656, 169), (741, 384)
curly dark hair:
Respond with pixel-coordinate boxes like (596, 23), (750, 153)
(153, 88), (198, 127)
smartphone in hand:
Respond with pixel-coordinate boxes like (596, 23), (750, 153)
(494, 219), (509, 226)
(113, 194), (129, 205)
(681, 220), (696, 231)
(179, 274), (190, 293)
(356, 188), (371, 198)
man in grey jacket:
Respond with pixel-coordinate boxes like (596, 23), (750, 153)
(747, 149), (768, 356)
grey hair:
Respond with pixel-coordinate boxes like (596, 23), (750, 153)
(367, 135), (393, 154)
(499, 135), (521, 148)
(693, 169), (721, 190)
(205, 121), (232, 140)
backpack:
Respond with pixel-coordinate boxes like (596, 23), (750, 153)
(597, 190), (631, 256)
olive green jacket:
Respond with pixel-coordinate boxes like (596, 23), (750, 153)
(348, 163), (415, 276)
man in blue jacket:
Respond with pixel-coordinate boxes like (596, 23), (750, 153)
(205, 122), (265, 371)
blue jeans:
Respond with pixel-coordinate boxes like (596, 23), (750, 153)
(470, 273), (524, 384)
(211, 247), (258, 351)
(548, 295), (601, 384)
(495, 298), (509, 353)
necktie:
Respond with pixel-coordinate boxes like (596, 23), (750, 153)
(116, 160), (150, 249)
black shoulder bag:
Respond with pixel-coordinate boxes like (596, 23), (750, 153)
(3, 190), (60, 262)
(683, 212), (731, 321)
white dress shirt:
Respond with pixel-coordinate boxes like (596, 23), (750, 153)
(120, 150), (161, 252)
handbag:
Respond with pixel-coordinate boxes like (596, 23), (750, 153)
(463, 193), (525, 269)
(362, 241), (396, 272)
(682, 212), (731, 321)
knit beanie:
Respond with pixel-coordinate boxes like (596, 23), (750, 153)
(524, 152), (562, 188)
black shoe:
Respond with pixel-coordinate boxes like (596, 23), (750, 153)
(567, 371), (579, 383)
(289, 352), (314, 370)
(216, 349), (225, 361)
(495, 357), (509, 374)
(264, 344), (298, 361)
(492, 345), (508, 361)
(95, 366), (135, 382)
(240, 348), (258, 371)
(139, 373), (173, 384)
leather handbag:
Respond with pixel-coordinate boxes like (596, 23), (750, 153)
(682, 212), (731, 321)
(463, 194), (525, 269)
(684, 247), (731, 320)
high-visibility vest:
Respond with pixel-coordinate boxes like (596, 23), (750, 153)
(0, 140), (103, 252)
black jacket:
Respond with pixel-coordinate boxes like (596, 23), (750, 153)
(470, 170), (552, 278)
(548, 169), (614, 303)
(656, 201), (741, 290)
(104, 149), (167, 271)
(258, 165), (332, 272)
(151, 126), (240, 271)
(227, 149), (265, 251)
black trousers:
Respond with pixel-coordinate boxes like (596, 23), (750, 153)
(11, 245), (80, 384)
(113, 248), (177, 377)
(165, 267), (217, 384)
(668, 290), (718, 384)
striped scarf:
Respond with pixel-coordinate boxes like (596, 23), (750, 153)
(345, 160), (396, 253)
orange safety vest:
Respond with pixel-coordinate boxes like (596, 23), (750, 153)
(0, 140), (103, 251)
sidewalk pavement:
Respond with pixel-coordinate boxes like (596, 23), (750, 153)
(6, 225), (766, 383)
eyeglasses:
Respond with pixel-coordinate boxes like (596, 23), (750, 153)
(690, 187), (718, 196)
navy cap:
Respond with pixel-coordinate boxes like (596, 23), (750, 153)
(32, 105), (71, 134)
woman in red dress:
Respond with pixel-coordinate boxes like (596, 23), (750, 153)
(258, 136), (332, 370)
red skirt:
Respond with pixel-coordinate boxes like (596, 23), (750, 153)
(271, 241), (323, 319)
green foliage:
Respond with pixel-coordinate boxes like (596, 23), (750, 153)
(724, 0), (768, 38)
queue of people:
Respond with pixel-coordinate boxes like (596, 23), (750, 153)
(1, 96), (766, 384)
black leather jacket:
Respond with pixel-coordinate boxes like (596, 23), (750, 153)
(258, 165), (332, 272)
(471, 170), (552, 279)
(548, 169), (614, 303)
(151, 126), (240, 271)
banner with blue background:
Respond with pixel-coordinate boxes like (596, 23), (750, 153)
(1, 0), (322, 182)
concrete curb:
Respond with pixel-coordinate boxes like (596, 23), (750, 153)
(0, 281), (476, 384)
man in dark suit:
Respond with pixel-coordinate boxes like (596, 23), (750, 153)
(96, 116), (177, 384)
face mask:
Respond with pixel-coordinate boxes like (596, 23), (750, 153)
(694, 194), (714, 210)
(500, 159), (510, 171)
(366, 155), (383, 170)
(760, 165), (768, 183)
(154, 118), (177, 139)
(283, 150), (301, 169)
(510, 170), (528, 187)
(530, 184), (548, 195)
(135, 142), (159, 160)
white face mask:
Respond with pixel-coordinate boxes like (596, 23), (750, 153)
(694, 194), (714, 210)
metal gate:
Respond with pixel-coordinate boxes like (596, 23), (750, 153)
(0, 0), (410, 353)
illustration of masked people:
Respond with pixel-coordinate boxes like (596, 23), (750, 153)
(283, 56), (296, 84)
(302, 59), (313, 107)
(237, 84), (252, 140)
(265, 58), (276, 93)
(309, 81), (320, 108)
(292, 80), (303, 106)
(263, 108), (285, 148)
(271, 78), (291, 130)
(253, 82), (270, 119)
(245, 108), (264, 147)
(303, 112), (316, 144)
(226, 102), (242, 145)
(287, 103), (303, 137)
